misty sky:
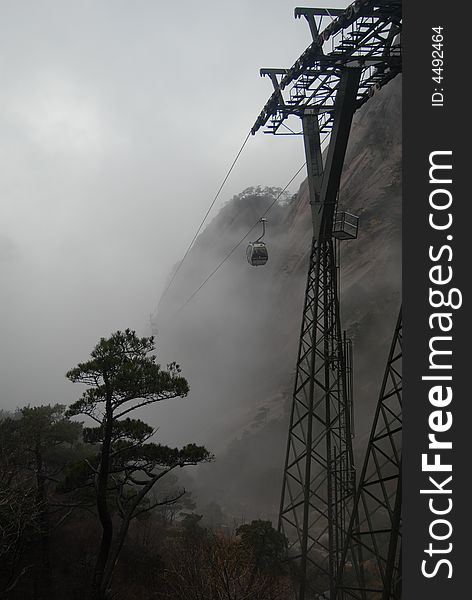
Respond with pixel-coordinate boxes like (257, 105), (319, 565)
(0, 1), (348, 417)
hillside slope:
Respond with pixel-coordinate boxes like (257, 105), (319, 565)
(155, 76), (401, 522)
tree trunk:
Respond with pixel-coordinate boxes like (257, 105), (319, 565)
(101, 465), (177, 592)
(89, 392), (114, 600)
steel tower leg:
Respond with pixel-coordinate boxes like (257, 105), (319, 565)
(279, 237), (355, 599)
(337, 308), (402, 600)
(278, 68), (361, 600)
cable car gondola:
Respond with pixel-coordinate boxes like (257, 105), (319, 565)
(246, 218), (268, 266)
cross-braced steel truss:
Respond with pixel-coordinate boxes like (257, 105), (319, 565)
(251, 3), (403, 599)
(251, 0), (402, 137)
(279, 239), (355, 598)
(337, 309), (402, 600)
(276, 63), (364, 600)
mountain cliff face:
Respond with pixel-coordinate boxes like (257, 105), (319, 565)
(155, 76), (401, 523)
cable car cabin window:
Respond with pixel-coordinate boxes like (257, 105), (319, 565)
(246, 242), (268, 266)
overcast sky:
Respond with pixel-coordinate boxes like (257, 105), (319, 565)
(0, 0), (347, 415)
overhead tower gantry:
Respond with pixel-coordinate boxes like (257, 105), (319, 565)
(251, 1), (402, 598)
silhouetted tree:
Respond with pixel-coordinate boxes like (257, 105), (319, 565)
(236, 520), (288, 573)
(19, 404), (82, 599)
(65, 329), (212, 600)
(0, 406), (82, 598)
(0, 416), (37, 597)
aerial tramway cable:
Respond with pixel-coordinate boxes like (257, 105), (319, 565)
(172, 128), (333, 314)
(156, 130), (251, 312)
(175, 162), (307, 313)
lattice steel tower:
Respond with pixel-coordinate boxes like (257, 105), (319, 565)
(251, 2), (402, 598)
(337, 309), (402, 600)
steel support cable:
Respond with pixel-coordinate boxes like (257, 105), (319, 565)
(175, 162), (307, 314)
(174, 129), (332, 314)
(156, 130), (251, 311)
